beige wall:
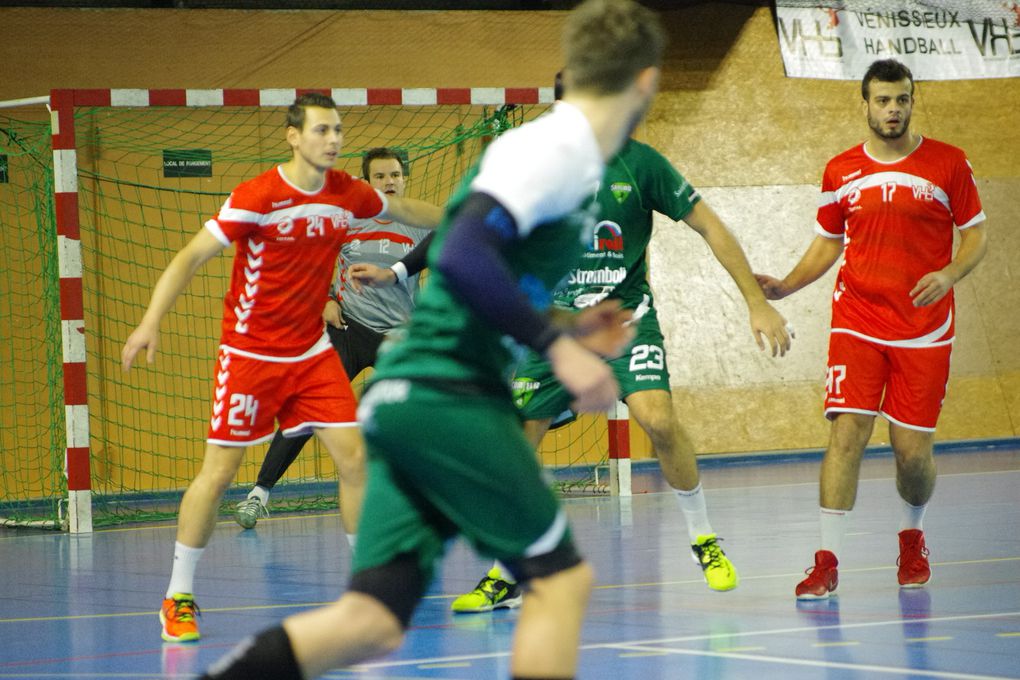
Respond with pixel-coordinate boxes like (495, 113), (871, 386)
(1, 5), (1016, 478)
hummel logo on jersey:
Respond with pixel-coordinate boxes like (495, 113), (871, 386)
(841, 169), (863, 183)
(271, 199), (294, 208)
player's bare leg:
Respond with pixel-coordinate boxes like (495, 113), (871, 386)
(510, 561), (593, 678)
(283, 592), (404, 677)
(820, 413), (875, 510)
(177, 443), (247, 548)
(890, 423), (935, 586)
(162, 443), (245, 641)
(625, 389), (698, 490)
(315, 426), (365, 535)
(890, 424), (936, 505)
(797, 413), (874, 599)
(626, 388), (737, 590)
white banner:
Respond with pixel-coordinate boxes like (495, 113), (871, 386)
(775, 4), (1020, 80)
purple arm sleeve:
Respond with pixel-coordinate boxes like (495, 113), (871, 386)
(396, 231), (434, 278)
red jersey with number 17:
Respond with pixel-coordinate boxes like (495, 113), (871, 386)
(205, 166), (385, 357)
(815, 137), (984, 345)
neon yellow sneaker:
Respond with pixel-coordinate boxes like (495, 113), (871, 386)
(691, 534), (738, 591)
(450, 567), (523, 613)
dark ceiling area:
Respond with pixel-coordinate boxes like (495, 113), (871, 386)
(0, 0), (763, 8)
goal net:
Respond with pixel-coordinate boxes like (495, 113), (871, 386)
(1, 88), (619, 530)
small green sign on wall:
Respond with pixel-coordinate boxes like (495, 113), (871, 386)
(0, 154), (8, 184)
(163, 149), (212, 178)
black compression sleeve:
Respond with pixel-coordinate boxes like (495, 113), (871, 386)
(435, 192), (561, 353)
(396, 230), (434, 279)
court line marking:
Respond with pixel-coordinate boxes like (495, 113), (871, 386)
(4, 465), (1017, 538)
(336, 610), (1020, 673)
(603, 643), (1015, 680)
(3, 557), (1018, 625)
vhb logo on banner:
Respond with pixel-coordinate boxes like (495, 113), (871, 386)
(775, 2), (1020, 80)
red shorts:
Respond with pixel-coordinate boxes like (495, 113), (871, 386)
(824, 331), (952, 432)
(206, 347), (357, 446)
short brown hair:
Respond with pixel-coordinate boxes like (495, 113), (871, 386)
(286, 92), (338, 130)
(861, 59), (914, 100)
(361, 147), (407, 180)
(562, 0), (665, 96)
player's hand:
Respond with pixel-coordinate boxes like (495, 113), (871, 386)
(754, 273), (789, 301)
(121, 324), (159, 371)
(570, 299), (635, 358)
(546, 335), (620, 414)
(322, 299), (345, 328)
(748, 299), (793, 357)
(347, 263), (397, 293)
(910, 270), (954, 307)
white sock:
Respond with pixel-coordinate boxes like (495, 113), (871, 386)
(900, 500), (928, 531)
(248, 485), (269, 505)
(675, 483), (713, 543)
(819, 507), (851, 558)
(346, 533), (357, 550)
(492, 560), (515, 584)
(166, 542), (205, 598)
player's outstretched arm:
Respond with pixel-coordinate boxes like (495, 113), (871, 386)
(381, 196), (443, 230)
(682, 201), (792, 357)
(121, 228), (225, 371)
(348, 231), (435, 293)
(755, 234), (844, 301)
(910, 222), (987, 307)
(347, 263), (395, 292)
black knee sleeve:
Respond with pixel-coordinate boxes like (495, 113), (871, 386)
(502, 539), (582, 584)
(348, 552), (427, 628)
(201, 625), (301, 680)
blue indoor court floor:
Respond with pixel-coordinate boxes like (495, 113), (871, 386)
(1, 442), (1018, 679)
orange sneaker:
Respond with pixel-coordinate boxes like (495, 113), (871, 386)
(795, 550), (838, 600)
(897, 529), (931, 587)
(160, 593), (201, 642)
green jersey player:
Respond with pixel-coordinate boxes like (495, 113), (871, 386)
(450, 116), (792, 613)
(200, 2), (665, 679)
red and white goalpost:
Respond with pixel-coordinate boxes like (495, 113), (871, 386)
(36, 86), (633, 532)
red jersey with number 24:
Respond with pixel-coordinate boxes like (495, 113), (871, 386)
(815, 137), (984, 345)
(206, 166), (385, 357)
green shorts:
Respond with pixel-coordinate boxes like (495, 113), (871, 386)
(514, 308), (671, 424)
(353, 379), (573, 582)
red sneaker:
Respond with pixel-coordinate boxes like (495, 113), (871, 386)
(796, 550), (839, 600)
(160, 593), (201, 642)
(897, 529), (931, 587)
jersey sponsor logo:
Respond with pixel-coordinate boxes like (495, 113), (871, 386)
(591, 220), (623, 251)
(841, 169), (863, 183)
(911, 182), (936, 202)
(566, 267), (627, 286)
(511, 377), (542, 409)
(573, 286), (613, 309)
(610, 182), (632, 204)
(674, 179), (693, 200)
(271, 199), (294, 208)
